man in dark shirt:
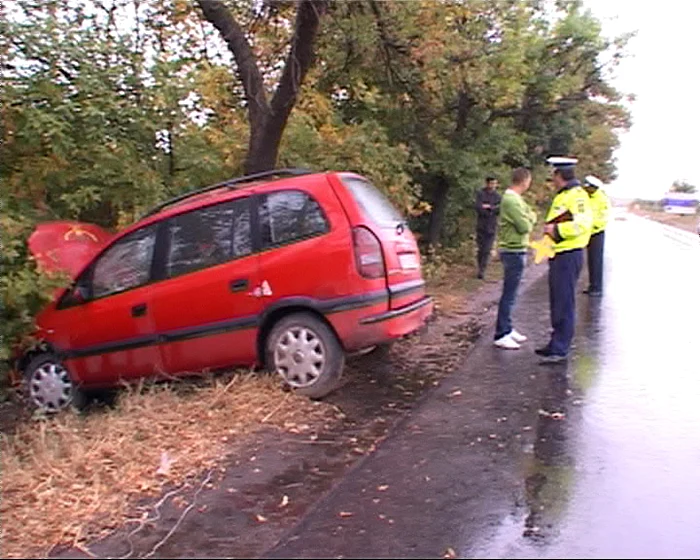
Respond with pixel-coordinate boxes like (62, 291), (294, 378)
(475, 175), (502, 279)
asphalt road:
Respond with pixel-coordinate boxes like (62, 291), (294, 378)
(266, 213), (700, 559)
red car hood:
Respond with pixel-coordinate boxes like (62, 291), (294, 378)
(29, 221), (114, 278)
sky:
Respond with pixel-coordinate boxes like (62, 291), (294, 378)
(583, 0), (700, 200)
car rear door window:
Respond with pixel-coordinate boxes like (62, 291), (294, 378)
(340, 175), (404, 227)
(166, 199), (251, 278)
(258, 190), (329, 248)
(92, 226), (156, 299)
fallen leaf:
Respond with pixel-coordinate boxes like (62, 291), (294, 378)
(443, 547), (457, 558)
(339, 511), (354, 518)
(156, 452), (173, 476)
(256, 514), (268, 523)
(448, 389), (463, 398)
(279, 495), (289, 508)
(377, 484), (389, 491)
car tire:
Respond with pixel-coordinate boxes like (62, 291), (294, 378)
(23, 353), (88, 413)
(351, 342), (393, 363)
(265, 313), (344, 399)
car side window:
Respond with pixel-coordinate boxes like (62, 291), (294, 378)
(166, 199), (251, 278)
(92, 226), (156, 299)
(259, 190), (329, 248)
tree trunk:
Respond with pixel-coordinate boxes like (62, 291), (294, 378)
(196, 0), (327, 175)
(245, 118), (285, 174)
(426, 176), (450, 247)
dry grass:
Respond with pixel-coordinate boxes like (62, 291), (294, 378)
(629, 208), (699, 234)
(0, 373), (336, 559)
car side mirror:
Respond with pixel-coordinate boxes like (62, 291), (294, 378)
(71, 284), (90, 304)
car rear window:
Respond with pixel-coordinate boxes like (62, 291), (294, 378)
(341, 175), (404, 227)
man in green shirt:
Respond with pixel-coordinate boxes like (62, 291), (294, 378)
(494, 167), (538, 349)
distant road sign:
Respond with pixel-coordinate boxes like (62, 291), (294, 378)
(663, 192), (698, 215)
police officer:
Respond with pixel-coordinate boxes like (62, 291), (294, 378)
(583, 175), (610, 297)
(536, 157), (593, 364)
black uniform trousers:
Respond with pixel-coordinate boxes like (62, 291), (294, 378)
(547, 248), (583, 356)
(586, 230), (605, 293)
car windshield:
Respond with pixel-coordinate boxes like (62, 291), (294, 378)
(341, 175), (404, 227)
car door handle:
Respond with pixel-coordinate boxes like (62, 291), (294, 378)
(229, 278), (249, 292)
(131, 303), (148, 317)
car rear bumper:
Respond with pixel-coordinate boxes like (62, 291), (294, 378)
(329, 296), (434, 352)
(359, 296), (433, 326)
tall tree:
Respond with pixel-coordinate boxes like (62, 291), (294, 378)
(671, 181), (697, 194)
(195, 0), (328, 173)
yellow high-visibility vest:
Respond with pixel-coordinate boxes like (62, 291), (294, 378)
(589, 188), (610, 234)
(545, 184), (593, 252)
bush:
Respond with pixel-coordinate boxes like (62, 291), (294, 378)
(0, 200), (67, 386)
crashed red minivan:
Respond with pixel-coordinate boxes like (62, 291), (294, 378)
(19, 169), (433, 411)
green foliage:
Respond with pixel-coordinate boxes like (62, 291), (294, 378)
(0, 195), (68, 380)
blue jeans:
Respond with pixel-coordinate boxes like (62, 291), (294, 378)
(548, 249), (584, 355)
(495, 251), (526, 340)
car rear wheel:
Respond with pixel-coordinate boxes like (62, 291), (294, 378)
(23, 353), (87, 413)
(265, 313), (344, 399)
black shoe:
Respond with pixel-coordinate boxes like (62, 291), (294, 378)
(535, 346), (551, 356)
(539, 353), (568, 364)
(583, 288), (603, 296)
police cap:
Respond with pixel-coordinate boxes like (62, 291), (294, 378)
(584, 175), (604, 189)
(546, 156), (578, 171)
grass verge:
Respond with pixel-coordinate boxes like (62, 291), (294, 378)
(0, 373), (336, 558)
(629, 208), (698, 234)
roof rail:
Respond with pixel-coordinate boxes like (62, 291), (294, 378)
(141, 168), (314, 219)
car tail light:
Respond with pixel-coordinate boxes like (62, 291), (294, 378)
(353, 226), (385, 279)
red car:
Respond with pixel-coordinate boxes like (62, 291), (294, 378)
(19, 169), (433, 411)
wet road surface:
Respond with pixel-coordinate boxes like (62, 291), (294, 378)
(267, 213), (700, 559)
(473, 214), (700, 559)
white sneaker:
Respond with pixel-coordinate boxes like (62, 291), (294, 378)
(494, 334), (521, 350)
(510, 330), (527, 343)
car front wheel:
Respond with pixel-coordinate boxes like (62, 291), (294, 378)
(23, 353), (87, 413)
(265, 313), (344, 399)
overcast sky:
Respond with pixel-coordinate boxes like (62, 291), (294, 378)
(583, 0), (700, 199)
